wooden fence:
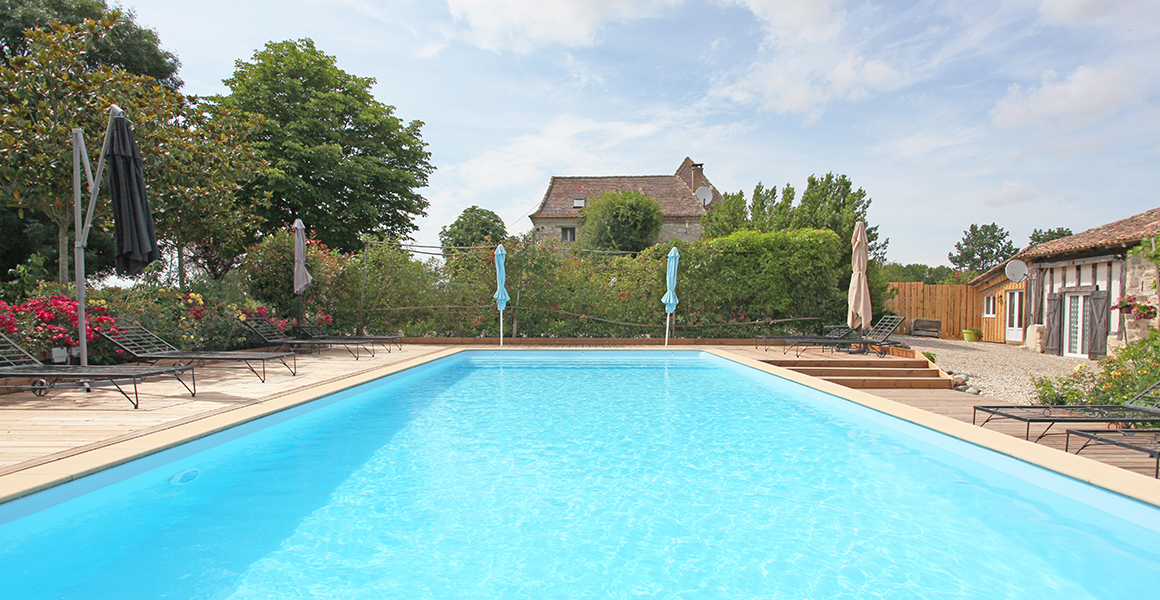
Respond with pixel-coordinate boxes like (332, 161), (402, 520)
(886, 283), (981, 339)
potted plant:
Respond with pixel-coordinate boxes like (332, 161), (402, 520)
(962, 327), (982, 342)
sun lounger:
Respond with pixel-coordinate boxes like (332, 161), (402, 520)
(100, 326), (296, 382)
(0, 332), (195, 408)
(755, 324), (853, 351)
(294, 323), (402, 352)
(1065, 428), (1160, 478)
(781, 315), (905, 357)
(974, 379), (1160, 442)
(244, 316), (374, 360)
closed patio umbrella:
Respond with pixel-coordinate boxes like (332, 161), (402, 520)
(848, 221), (872, 331)
(292, 219), (313, 295)
(73, 106), (157, 365)
(107, 114), (159, 276)
(292, 219), (313, 326)
(494, 244), (510, 346)
(662, 247), (680, 346)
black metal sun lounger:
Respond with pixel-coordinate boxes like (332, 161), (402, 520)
(100, 326), (296, 382)
(295, 323), (402, 352)
(755, 324), (853, 351)
(974, 379), (1160, 442)
(780, 315), (906, 357)
(244, 317), (375, 360)
(1066, 428), (1160, 478)
(0, 333), (195, 409)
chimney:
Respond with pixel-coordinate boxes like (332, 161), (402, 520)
(691, 163), (705, 191)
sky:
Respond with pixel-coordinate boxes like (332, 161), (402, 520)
(125, 0), (1160, 267)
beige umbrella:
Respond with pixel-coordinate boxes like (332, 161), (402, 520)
(848, 220), (872, 331)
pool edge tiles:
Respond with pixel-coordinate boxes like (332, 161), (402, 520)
(706, 347), (1160, 509)
(0, 347), (469, 507)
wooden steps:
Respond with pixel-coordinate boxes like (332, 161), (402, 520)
(760, 356), (953, 390)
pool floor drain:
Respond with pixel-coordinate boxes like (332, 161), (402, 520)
(169, 468), (200, 485)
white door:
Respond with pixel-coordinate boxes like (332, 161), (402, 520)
(1005, 290), (1024, 343)
(1063, 293), (1090, 357)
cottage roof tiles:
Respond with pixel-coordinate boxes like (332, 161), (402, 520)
(530, 157), (722, 220)
(1019, 206), (1160, 260)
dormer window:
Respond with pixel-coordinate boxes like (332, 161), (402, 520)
(573, 197), (585, 208)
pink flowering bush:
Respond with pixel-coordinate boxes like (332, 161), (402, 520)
(0, 295), (117, 358)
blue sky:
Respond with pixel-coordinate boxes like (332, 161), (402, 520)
(126, 0), (1159, 266)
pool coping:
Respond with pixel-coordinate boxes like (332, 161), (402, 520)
(1, 346), (1159, 509)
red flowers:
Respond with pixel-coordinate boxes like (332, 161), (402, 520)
(0, 295), (117, 355)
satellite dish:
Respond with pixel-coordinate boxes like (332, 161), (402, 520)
(1005, 259), (1029, 283)
(695, 186), (713, 206)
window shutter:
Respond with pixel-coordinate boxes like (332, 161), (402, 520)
(1044, 293), (1062, 356)
(1087, 290), (1110, 360)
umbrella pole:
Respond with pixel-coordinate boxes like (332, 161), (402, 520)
(499, 309), (504, 347)
(664, 313), (670, 347)
(72, 129), (87, 366)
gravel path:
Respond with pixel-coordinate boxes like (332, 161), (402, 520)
(896, 335), (1097, 405)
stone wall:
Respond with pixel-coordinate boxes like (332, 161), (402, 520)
(1109, 253), (1158, 351)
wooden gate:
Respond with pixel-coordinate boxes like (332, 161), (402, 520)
(886, 283), (981, 339)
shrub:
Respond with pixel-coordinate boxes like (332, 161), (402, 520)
(0, 294), (116, 360)
(1032, 330), (1160, 405)
(238, 227), (350, 326)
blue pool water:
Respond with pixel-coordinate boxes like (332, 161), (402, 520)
(2, 351), (1160, 599)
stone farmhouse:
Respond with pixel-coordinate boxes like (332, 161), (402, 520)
(1015, 206), (1160, 359)
(529, 158), (724, 244)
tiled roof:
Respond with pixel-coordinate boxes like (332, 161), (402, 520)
(530, 158), (722, 220)
(1020, 206), (1160, 260)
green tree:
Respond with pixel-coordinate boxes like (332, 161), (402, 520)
(948, 223), (1018, 273)
(218, 38), (434, 252)
(439, 205), (507, 251)
(702, 174), (886, 261)
(148, 99), (269, 281)
(880, 262), (956, 284)
(1, 1), (181, 278)
(1, 20), (267, 285)
(0, 0), (180, 87)
(0, 19), (185, 283)
(1029, 227), (1072, 246)
(578, 190), (664, 253)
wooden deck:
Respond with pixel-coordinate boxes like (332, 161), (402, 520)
(0, 343), (1154, 492)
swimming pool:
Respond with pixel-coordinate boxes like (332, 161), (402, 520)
(2, 350), (1159, 598)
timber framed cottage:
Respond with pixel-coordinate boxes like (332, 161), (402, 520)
(529, 158), (724, 244)
(1019, 207), (1160, 359)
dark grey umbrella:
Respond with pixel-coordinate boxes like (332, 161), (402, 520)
(106, 115), (159, 276)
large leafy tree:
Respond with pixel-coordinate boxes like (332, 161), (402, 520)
(948, 223), (1018, 273)
(148, 99), (269, 280)
(218, 39), (434, 252)
(0, 0), (181, 278)
(439, 205), (507, 250)
(1, 20), (266, 284)
(0, 19), (181, 283)
(0, 0), (180, 88)
(578, 190), (664, 253)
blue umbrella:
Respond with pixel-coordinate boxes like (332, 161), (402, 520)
(493, 244), (510, 345)
(662, 247), (680, 346)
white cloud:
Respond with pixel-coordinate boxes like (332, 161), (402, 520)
(1038, 0), (1158, 26)
(445, 0), (680, 53)
(711, 0), (903, 117)
(984, 180), (1042, 206)
(990, 66), (1141, 130)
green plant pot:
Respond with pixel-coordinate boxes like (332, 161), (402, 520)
(962, 331), (980, 342)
